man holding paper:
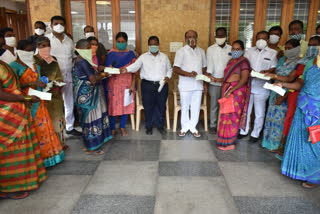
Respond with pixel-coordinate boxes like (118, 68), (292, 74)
(121, 36), (172, 135)
(239, 31), (277, 143)
(173, 30), (207, 137)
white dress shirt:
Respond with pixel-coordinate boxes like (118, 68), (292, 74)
(126, 51), (172, 81)
(0, 48), (17, 64)
(206, 43), (232, 86)
(174, 45), (207, 91)
(245, 46), (277, 95)
(46, 33), (75, 82)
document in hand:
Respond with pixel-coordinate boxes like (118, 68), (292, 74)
(124, 89), (134, 107)
(251, 70), (271, 80)
(158, 79), (165, 93)
(28, 88), (52, 100)
(104, 67), (120, 74)
(195, 74), (211, 82)
(53, 81), (66, 87)
(263, 82), (286, 96)
(42, 81), (54, 93)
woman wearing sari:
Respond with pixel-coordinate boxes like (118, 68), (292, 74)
(9, 40), (64, 167)
(105, 32), (136, 136)
(34, 36), (67, 150)
(73, 39), (112, 155)
(216, 40), (251, 151)
(275, 53), (320, 188)
(268, 36), (320, 159)
(0, 60), (47, 199)
(262, 39), (300, 151)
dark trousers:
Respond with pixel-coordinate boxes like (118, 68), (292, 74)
(141, 79), (168, 129)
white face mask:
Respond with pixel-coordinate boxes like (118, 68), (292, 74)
(53, 24), (65, 34)
(256, 39), (267, 50)
(269, 35), (280, 44)
(35, 28), (45, 36)
(16, 50), (35, 70)
(216, 37), (226, 45)
(85, 32), (95, 38)
(5, 36), (16, 47)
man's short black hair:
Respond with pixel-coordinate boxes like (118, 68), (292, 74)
(35, 21), (46, 29)
(184, 30), (198, 38)
(0, 27), (14, 39)
(50, 16), (66, 24)
(269, 26), (283, 36)
(216, 27), (227, 35)
(256, 31), (270, 39)
(84, 25), (94, 32)
(148, 36), (159, 44)
(289, 20), (304, 30)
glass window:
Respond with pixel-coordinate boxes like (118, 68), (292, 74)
(70, 0), (86, 43)
(265, 0), (282, 31)
(293, 0), (310, 39)
(120, 0), (136, 51)
(238, 0), (256, 49)
(317, 3), (320, 26)
(96, 0), (113, 50)
(215, 0), (231, 39)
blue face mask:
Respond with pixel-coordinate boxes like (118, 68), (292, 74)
(305, 46), (319, 58)
(289, 34), (302, 40)
(116, 42), (127, 51)
(149, 45), (159, 53)
(231, 51), (243, 59)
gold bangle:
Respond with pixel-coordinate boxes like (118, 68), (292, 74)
(24, 96), (32, 102)
(274, 75), (278, 79)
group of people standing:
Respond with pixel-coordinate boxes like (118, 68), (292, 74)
(0, 15), (319, 200)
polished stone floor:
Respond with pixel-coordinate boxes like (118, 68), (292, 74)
(0, 123), (319, 214)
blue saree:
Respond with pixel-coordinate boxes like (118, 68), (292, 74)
(73, 58), (112, 151)
(281, 65), (320, 184)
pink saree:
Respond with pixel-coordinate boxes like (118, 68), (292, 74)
(217, 57), (251, 147)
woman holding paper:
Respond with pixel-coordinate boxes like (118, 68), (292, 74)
(275, 54), (320, 188)
(0, 60), (47, 199)
(105, 32), (136, 136)
(73, 39), (112, 155)
(262, 39), (300, 151)
(9, 40), (64, 167)
(216, 40), (251, 150)
(34, 36), (67, 149)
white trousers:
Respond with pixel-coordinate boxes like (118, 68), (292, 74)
(62, 82), (75, 131)
(240, 93), (269, 138)
(179, 90), (202, 133)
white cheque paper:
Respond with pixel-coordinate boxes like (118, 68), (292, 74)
(104, 67), (120, 74)
(158, 79), (165, 93)
(263, 82), (286, 96)
(28, 88), (52, 101)
(124, 89), (133, 107)
(251, 70), (271, 80)
(196, 74), (211, 83)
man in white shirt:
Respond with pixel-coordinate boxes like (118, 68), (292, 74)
(173, 30), (207, 138)
(206, 27), (231, 134)
(239, 31), (277, 142)
(121, 36), (172, 135)
(47, 16), (81, 136)
(0, 27), (17, 64)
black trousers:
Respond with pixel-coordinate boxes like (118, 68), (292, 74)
(141, 79), (168, 129)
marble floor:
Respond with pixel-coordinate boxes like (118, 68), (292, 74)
(0, 123), (319, 214)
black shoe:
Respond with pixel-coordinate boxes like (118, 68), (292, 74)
(249, 136), (259, 143)
(238, 134), (247, 139)
(146, 128), (153, 135)
(66, 129), (82, 136)
(157, 127), (167, 135)
(209, 127), (217, 134)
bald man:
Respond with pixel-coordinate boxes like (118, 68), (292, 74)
(173, 30), (207, 137)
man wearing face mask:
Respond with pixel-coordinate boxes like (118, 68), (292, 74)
(83, 25), (107, 66)
(121, 36), (172, 135)
(239, 31), (277, 143)
(46, 16), (81, 136)
(27, 21), (46, 51)
(0, 28), (17, 64)
(173, 30), (207, 138)
(288, 20), (308, 58)
(206, 27), (231, 134)
(268, 26), (283, 55)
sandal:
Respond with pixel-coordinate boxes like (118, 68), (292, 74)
(302, 182), (317, 189)
(192, 132), (201, 138)
(0, 192), (29, 200)
(86, 149), (104, 156)
(120, 128), (128, 136)
(178, 131), (186, 137)
(217, 145), (235, 151)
